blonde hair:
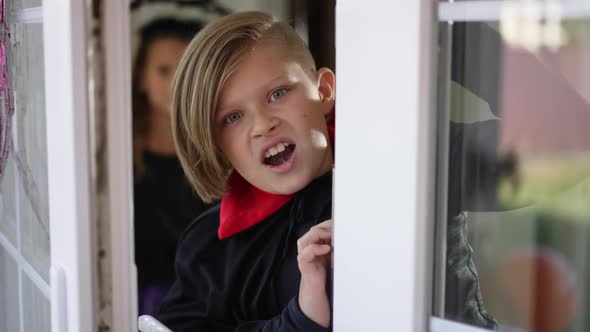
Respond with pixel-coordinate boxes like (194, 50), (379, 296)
(171, 11), (316, 203)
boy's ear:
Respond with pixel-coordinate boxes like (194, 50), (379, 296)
(316, 67), (335, 107)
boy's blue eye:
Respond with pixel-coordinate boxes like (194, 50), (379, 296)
(270, 88), (287, 102)
(224, 112), (242, 124)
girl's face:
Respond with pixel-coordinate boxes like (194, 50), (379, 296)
(141, 37), (189, 114)
(215, 44), (335, 195)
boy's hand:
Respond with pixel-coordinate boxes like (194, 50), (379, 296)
(297, 219), (333, 328)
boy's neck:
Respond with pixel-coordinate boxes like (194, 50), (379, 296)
(146, 109), (176, 156)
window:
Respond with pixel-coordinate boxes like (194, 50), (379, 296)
(433, 1), (590, 331)
(0, 2), (50, 331)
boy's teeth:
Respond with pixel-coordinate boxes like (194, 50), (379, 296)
(265, 142), (290, 158)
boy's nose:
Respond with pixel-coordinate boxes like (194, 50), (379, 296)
(252, 111), (280, 138)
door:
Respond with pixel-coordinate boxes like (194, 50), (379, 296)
(333, 1), (590, 331)
(0, 1), (57, 331)
(0, 1), (134, 331)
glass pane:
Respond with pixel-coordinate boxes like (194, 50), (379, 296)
(434, 18), (590, 332)
(19, 0), (42, 8)
(19, 180), (49, 281)
(22, 274), (50, 332)
(0, 247), (20, 332)
(0, 155), (18, 245)
(11, 22), (50, 282)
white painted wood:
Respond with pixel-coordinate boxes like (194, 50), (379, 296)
(0, 232), (49, 298)
(49, 266), (68, 332)
(44, 1), (95, 331)
(103, 0), (137, 331)
(333, 0), (437, 331)
(439, 0), (590, 22)
(430, 317), (499, 332)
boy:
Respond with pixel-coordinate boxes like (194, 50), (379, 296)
(157, 11), (336, 331)
(157, 10), (496, 332)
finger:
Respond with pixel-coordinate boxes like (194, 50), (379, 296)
(298, 227), (332, 247)
(298, 244), (331, 264)
(297, 228), (332, 254)
(312, 219), (333, 231)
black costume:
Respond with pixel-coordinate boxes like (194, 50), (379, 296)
(134, 151), (212, 290)
(157, 172), (333, 331)
(157, 169), (495, 330)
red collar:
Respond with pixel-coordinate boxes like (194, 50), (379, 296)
(218, 172), (292, 239)
(218, 109), (335, 239)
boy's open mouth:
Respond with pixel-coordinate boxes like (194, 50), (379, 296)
(263, 143), (296, 166)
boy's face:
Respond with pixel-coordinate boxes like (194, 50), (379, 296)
(215, 43), (335, 195)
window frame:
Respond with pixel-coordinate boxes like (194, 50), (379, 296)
(433, 1), (590, 331)
(333, 0), (437, 330)
(0, 5), (51, 332)
(46, 1), (135, 331)
(44, 0), (95, 331)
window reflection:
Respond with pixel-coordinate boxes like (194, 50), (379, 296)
(436, 19), (590, 332)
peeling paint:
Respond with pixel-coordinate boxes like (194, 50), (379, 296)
(88, 0), (114, 330)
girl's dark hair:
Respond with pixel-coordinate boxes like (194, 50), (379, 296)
(132, 18), (204, 178)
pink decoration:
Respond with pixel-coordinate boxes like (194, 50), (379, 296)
(0, 0), (11, 174)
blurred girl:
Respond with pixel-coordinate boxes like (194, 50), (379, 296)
(132, 17), (213, 315)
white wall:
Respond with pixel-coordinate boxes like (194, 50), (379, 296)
(217, 0), (289, 19)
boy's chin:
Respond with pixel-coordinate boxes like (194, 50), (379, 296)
(258, 176), (310, 196)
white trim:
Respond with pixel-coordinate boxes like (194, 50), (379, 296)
(19, 252), (51, 299)
(13, 7), (42, 24)
(12, 77), (25, 332)
(438, 0), (590, 22)
(333, 0), (436, 330)
(9, 65), (24, 332)
(18, 252), (24, 332)
(103, 0), (137, 331)
(49, 266), (68, 332)
(44, 1), (95, 331)
(430, 317), (492, 332)
(10, 111), (54, 328)
(0, 232), (50, 299)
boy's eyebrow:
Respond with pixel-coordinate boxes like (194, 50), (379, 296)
(218, 72), (295, 112)
(264, 73), (294, 89)
(274, 71), (295, 82)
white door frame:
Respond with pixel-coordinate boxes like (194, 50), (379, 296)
(46, 0), (440, 330)
(334, 1), (590, 331)
(333, 0), (437, 331)
(46, 1), (135, 331)
(103, 0), (136, 331)
(45, 1), (95, 331)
